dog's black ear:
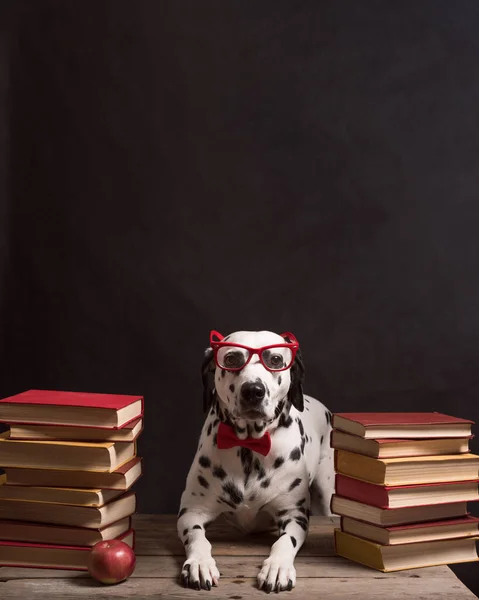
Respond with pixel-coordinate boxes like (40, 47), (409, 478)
(201, 347), (216, 413)
(287, 347), (305, 412)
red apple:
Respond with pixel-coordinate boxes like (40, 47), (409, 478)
(87, 539), (136, 585)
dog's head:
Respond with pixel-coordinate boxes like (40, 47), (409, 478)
(201, 330), (304, 423)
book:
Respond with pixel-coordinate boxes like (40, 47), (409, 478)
(332, 412), (473, 439)
(0, 438), (136, 472)
(2, 457), (142, 490)
(340, 515), (479, 546)
(330, 429), (471, 458)
(335, 474), (479, 509)
(0, 389), (143, 429)
(0, 485), (125, 506)
(334, 449), (479, 485)
(334, 528), (479, 572)
(0, 491), (136, 528)
(0, 529), (135, 570)
(331, 495), (469, 526)
(0, 516), (132, 546)
(6, 418), (143, 442)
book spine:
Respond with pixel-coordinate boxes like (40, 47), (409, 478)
(335, 475), (389, 508)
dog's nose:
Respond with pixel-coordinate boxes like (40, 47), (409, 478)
(240, 382), (266, 404)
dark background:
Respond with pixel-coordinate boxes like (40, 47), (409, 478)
(0, 0), (478, 594)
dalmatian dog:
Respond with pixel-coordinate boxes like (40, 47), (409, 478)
(177, 330), (335, 593)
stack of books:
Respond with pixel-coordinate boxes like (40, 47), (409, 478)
(331, 412), (479, 572)
(0, 389), (143, 570)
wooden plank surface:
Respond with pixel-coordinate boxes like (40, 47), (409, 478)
(0, 555), (455, 579)
(0, 514), (477, 599)
(1, 576), (477, 599)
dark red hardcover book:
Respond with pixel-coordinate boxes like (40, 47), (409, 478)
(335, 474), (479, 508)
(333, 412), (473, 426)
(0, 390), (144, 429)
(0, 528), (136, 570)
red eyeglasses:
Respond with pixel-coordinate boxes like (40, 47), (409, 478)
(209, 330), (299, 372)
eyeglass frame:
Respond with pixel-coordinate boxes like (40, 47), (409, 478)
(209, 330), (300, 372)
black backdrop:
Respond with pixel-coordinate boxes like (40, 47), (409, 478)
(1, 1), (479, 594)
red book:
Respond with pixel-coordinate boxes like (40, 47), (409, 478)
(335, 474), (479, 509)
(0, 516), (132, 546)
(332, 412), (473, 439)
(0, 390), (144, 429)
(0, 528), (135, 570)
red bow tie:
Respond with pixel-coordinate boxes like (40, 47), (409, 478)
(217, 422), (272, 456)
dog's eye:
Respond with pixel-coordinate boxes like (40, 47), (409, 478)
(270, 354), (283, 367)
(262, 351), (284, 370)
(223, 351), (245, 369)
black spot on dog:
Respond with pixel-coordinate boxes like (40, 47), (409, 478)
(325, 410), (332, 425)
(289, 478), (302, 491)
(260, 478), (271, 488)
(223, 481), (244, 504)
(213, 418), (220, 427)
(295, 517), (308, 531)
(254, 458), (266, 480)
(249, 494), (256, 501)
(219, 497), (237, 509)
(264, 382), (270, 397)
(279, 413), (293, 428)
(290, 536), (297, 548)
(213, 433), (218, 446)
(277, 519), (284, 530)
(273, 456), (285, 469)
(207, 423), (212, 436)
(282, 518), (291, 528)
(193, 524), (202, 530)
(297, 419), (304, 437)
(321, 435), (324, 444)
(289, 447), (301, 461)
(229, 384), (235, 392)
(199, 455), (211, 468)
(200, 492), (205, 497)
(221, 369), (226, 378)
(278, 375), (282, 386)
(277, 509), (288, 517)
(296, 498), (306, 506)
(213, 466), (227, 480)
(297, 506), (307, 515)
(198, 476), (209, 489)
(178, 508), (187, 518)
(301, 437), (306, 454)
(240, 448), (253, 483)
(183, 528), (188, 536)
(191, 492), (196, 496)
(184, 537), (189, 545)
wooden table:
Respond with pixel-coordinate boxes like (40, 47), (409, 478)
(0, 515), (477, 599)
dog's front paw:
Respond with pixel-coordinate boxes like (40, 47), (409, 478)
(257, 557), (296, 593)
(180, 557), (220, 591)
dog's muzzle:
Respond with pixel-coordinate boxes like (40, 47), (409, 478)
(240, 381), (266, 406)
